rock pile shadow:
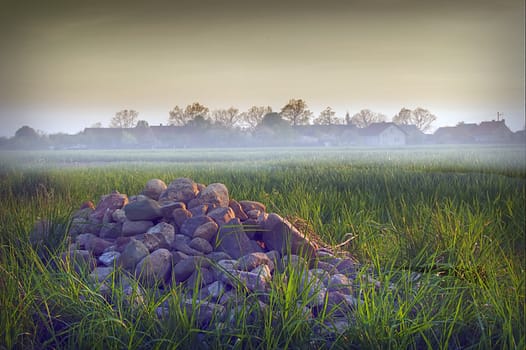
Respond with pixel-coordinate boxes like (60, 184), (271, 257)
(59, 177), (366, 339)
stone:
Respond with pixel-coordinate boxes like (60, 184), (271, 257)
(207, 207), (235, 225)
(142, 232), (169, 252)
(141, 179), (167, 201)
(99, 251), (121, 266)
(124, 198), (162, 221)
(215, 218), (254, 259)
(172, 257), (197, 282)
(239, 200), (266, 214)
(189, 204), (209, 217)
(91, 191), (128, 221)
(221, 270), (269, 293)
(99, 222), (122, 239)
(189, 237), (213, 254)
(172, 208), (192, 228)
(181, 299), (226, 326)
(205, 280), (226, 299)
(72, 205), (94, 220)
(228, 199), (248, 221)
(89, 266), (114, 283)
(325, 291), (357, 316)
(135, 248), (172, 287)
(235, 252), (275, 272)
(197, 183), (229, 207)
(261, 213), (317, 259)
(84, 236), (113, 256)
(61, 250), (97, 273)
(328, 274), (352, 294)
(193, 221), (219, 242)
(205, 251), (232, 262)
(250, 264), (272, 281)
(172, 251), (189, 266)
(118, 239), (149, 271)
(172, 234), (204, 256)
(76, 233), (97, 249)
(186, 267), (215, 289)
(180, 216), (214, 237)
(28, 219), (53, 245)
(68, 217), (92, 236)
(159, 178), (199, 204)
(333, 258), (358, 275)
(122, 220), (154, 236)
(160, 201), (186, 220)
(111, 208), (127, 223)
(147, 222), (175, 247)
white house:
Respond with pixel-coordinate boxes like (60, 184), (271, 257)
(359, 122), (407, 146)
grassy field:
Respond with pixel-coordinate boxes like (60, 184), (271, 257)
(0, 146), (524, 349)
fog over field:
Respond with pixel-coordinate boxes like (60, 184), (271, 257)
(0, 0), (524, 137)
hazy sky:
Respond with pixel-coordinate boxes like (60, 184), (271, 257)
(0, 0), (524, 137)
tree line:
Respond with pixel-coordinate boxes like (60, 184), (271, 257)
(108, 99), (437, 132)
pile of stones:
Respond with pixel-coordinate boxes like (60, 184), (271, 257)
(55, 178), (364, 334)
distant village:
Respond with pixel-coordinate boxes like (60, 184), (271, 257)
(1, 102), (524, 150)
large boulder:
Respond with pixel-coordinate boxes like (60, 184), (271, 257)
(90, 191), (128, 221)
(197, 183), (229, 207)
(180, 216), (214, 237)
(124, 198), (162, 221)
(159, 178), (199, 204)
(141, 179), (167, 201)
(118, 239), (149, 271)
(135, 248), (172, 287)
(261, 213), (317, 259)
(214, 218), (254, 259)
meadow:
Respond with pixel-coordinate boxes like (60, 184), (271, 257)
(0, 145), (524, 349)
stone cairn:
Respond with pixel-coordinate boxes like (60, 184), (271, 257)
(60, 178), (364, 330)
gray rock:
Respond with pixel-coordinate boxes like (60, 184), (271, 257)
(172, 208), (192, 228)
(135, 248), (172, 287)
(111, 209), (127, 223)
(90, 191), (129, 222)
(68, 217), (92, 236)
(325, 291), (356, 316)
(235, 252), (275, 272)
(124, 198), (162, 221)
(189, 204), (208, 217)
(250, 264), (272, 281)
(180, 216), (214, 237)
(160, 201), (185, 219)
(118, 239), (149, 271)
(215, 218), (254, 259)
(193, 221), (219, 242)
(141, 179), (167, 201)
(181, 299), (226, 326)
(172, 251), (189, 265)
(228, 199), (248, 221)
(221, 270), (269, 293)
(147, 222), (175, 247)
(142, 232), (169, 252)
(84, 236), (113, 256)
(89, 266), (114, 283)
(99, 251), (121, 266)
(61, 250), (97, 273)
(99, 222), (122, 239)
(186, 267), (215, 289)
(261, 213), (317, 259)
(159, 178), (199, 204)
(328, 274), (352, 295)
(206, 251), (232, 262)
(239, 200), (266, 214)
(207, 207), (235, 225)
(172, 234), (204, 256)
(197, 183), (229, 207)
(189, 237), (213, 254)
(172, 257), (197, 282)
(122, 220), (154, 236)
(205, 280), (226, 299)
(76, 233), (97, 249)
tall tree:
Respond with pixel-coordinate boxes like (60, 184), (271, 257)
(184, 102), (209, 120)
(280, 99), (313, 126)
(240, 106), (273, 129)
(211, 107), (240, 127)
(313, 106), (341, 125)
(350, 109), (386, 128)
(168, 105), (189, 126)
(110, 109), (139, 128)
(393, 107), (436, 132)
(345, 111), (351, 125)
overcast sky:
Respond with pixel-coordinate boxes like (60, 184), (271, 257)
(0, 0), (524, 137)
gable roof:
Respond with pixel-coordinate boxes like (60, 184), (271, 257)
(359, 122), (406, 136)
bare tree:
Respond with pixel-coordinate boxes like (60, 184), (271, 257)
(168, 105), (189, 126)
(280, 99), (313, 126)
(345, 111), (351, 125)
(211, 107), (240, 127)
(240, 106), (273, 129)
(350, 109), (386, 128)
(314, 106), (341, 125)
(90, 122), (103, 128)
(110, 109), (139, 128)
(393, 107), (437, 132)
(184, 102), (209, 120)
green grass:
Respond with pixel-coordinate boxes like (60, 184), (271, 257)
(0, 146), (524, 349)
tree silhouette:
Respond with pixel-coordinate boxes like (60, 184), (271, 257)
(110, 109), (139, 128)
(240, 106), (273, 130)
(314, 106), (341, 125)
(211, 107), (240, 127)
(393, 107), (436, 132)
(350, 109), (386, 128)
(280, 99), (312, 126)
